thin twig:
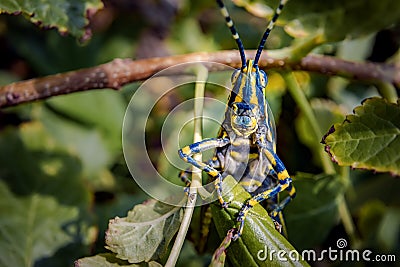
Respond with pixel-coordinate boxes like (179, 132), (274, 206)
(165, 64), (208, 267)
(0, 50), (399, 108)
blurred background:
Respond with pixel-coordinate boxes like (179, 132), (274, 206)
(0, 0), (399, 266)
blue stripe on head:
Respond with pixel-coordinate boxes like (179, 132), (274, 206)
(235, 102), (252, 110)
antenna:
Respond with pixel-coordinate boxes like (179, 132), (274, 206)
(254, 0), (288, 67)
(216, 0), (247, 69)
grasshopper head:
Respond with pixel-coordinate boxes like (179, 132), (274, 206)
(230, 102), (259, 137)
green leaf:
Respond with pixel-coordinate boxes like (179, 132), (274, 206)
(75, 253), (162, 267)
(284, 173), (344, 250)
(0, 121), (95, 266)
(105, 200), (183, 263)
(0, 180), (79, 267)
(0, 121), (90, 206)
(45, 90), (126, 154)
(322, 97), (400, 175)
(0, 0), (103, 40)
(35, 104), (118, 189)
(211, 176), (309, 267)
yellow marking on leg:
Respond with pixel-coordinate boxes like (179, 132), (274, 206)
(242, 209), (249, 218)
(214, 179), (228, 207)
(289, 186), (296, 196)
(277, 170), (289, 180)
(260, 189), (273, 198)
(248, 199), (258, 207)
(208, 169), (219, 177)
(264, 150), (277, 166)
(271, 210), (278, 217)
(181, 146), (191, 155)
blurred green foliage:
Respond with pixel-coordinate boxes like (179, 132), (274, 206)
(0, 0), (399, 266)
(0, 0), (103, 41)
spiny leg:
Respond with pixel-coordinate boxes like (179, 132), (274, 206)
(270, 183), (296, 218)
(265, 194), (285, 234)
(179, 137), (230, 208)
(260, 169), (291, 235)
(179, 157), (222, 195)
(179, 157), (221, 186)
(233, 148), (295, 240)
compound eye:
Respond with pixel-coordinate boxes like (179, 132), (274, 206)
(258, 70), (268, 88)
(231, 70), (241, 85)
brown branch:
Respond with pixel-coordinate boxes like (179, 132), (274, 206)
(0, 50), (399, 108)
